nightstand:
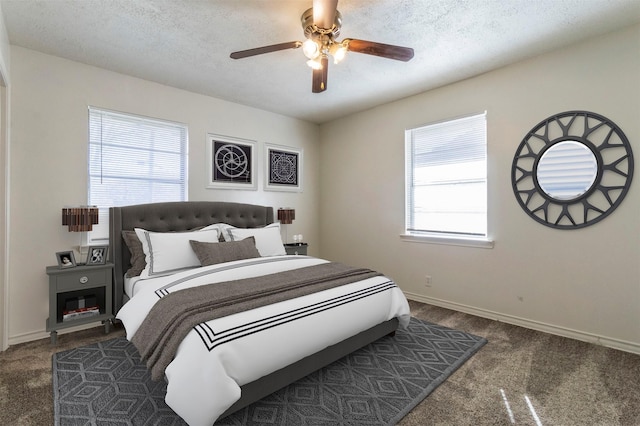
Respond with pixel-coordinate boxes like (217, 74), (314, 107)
(284, 243), (308, 255)
(45, 262), (114, 344)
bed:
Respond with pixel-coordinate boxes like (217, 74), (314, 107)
(109, 201), (410, 425)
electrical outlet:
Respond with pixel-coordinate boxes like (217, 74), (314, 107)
(425, 275), (432, 287)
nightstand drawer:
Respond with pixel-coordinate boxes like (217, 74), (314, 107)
(53, 269), (109, 291)
(284, 243), (308, 255)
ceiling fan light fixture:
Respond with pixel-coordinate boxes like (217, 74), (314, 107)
(229, 2), (414, 94)
(306, 57), (323, 70)
(302, 39), (320, 59)
(330, 42), (347, 64)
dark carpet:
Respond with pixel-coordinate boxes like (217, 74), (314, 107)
(52, 317), (486, 425)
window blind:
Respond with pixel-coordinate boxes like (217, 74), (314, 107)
(87, 107), (188, 242)
(406, 112), (487, 236)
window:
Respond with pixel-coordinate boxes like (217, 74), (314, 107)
(405, 112), (488, 244)
(87, 107), (188, 243)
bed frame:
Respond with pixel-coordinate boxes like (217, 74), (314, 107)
(108, 201), (398, 418)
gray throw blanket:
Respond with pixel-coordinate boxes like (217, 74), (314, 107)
(131, 262), (382, 380)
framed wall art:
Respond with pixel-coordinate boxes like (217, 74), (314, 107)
(206, 134), (257, 190)
(265, 143), (303, 192)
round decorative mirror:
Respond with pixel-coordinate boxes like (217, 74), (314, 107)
(511, 111), (633, 229)
(536, 140), (598, 200)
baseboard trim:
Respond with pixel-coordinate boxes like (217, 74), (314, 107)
(8, 322), (103, 347)
(405, 292), (640, 355)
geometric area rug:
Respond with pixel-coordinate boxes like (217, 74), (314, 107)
(53, 317), (487, 426)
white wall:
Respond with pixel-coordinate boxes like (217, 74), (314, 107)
(0, 2), (10, 351)
(8, 47), (320, 344)
(319, 24), (640, 353)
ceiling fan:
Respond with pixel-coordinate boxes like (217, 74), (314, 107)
(229, 0), (414, 93)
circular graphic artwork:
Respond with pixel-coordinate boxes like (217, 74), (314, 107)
(511, 111), (633, 229)
(215, 144), (248, 179)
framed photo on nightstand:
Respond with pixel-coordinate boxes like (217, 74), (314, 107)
(86, 246), (108, 266)
(56, 251), (76, 268)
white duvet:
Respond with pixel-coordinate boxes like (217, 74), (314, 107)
(117, 256), (411, 426)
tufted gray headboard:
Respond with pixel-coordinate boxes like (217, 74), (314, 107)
(109, 201), (274, 314)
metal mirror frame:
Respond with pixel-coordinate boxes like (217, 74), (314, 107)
(511, 111), (633, 229)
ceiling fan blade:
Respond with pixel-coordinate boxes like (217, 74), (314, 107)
(345, 38), (414, 62)
(313, 0), (338, 29)
(230, 41), (302, 59)
(312, 56), (329, 93)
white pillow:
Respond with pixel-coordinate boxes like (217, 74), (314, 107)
(227, 223), (286, 256)
(134, 228), (220, 279)
(201, 223), (236, 242)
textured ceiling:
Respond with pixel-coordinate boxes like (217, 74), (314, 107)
(2, 0), (640, 124)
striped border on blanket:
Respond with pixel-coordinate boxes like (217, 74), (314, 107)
(154, 256), (311, 298)
(193, 280), (398, 351)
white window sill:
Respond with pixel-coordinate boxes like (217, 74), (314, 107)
(400, 233), (494, 249)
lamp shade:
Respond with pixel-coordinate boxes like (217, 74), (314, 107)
(277, 208), (295, 225)
(62, 206), (99, 232)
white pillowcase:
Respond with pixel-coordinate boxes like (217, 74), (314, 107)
(227, 223), (286, 256)
(134, 228), (220, 279)
(201, 223), (236, 242)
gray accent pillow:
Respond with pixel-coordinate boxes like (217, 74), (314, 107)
(122, 230), (146, 277)
(189, 237), (260, 266)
